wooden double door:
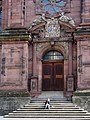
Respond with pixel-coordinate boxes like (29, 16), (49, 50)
(42, 61), (64, 91)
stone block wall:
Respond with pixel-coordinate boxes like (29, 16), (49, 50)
(77, 40), (90, 89)
(0, 97), (30, 115)
(0, 41), (29, 91)
(1, 0), (84, 30)
(81, 0), (90, 23)
(73, 91), (90, 112)
(0, 90), (30, 115)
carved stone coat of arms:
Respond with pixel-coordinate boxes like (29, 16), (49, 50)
(45, 18), (60, 38)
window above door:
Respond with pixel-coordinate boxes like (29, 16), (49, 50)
(43, 50), (64, 61)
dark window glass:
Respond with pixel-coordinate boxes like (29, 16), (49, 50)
(43, 51), (64, 60)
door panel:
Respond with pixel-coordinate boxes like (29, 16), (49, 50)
(42, 63), (52, 90)
(42, 62), (64, 91)
(54, 63), (64, 90)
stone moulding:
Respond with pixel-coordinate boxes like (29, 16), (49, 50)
(0, 90), (30, 97)
(73, 91), (90, 96)
(0, 28), (32, 41)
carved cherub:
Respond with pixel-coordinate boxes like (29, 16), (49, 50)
(59, 12), (75, 26)
(29, 14), (47, 29)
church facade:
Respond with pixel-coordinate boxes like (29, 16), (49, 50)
(0, 0), (90, 97)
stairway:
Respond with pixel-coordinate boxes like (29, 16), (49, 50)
(4, 92), (90, 119)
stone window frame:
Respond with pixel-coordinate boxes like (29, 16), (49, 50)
(35, 0), (66, 17)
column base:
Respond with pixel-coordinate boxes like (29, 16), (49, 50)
(30, 75), (39, 97)
(30, 91), (41, 97)
(66, 75), (74, 97)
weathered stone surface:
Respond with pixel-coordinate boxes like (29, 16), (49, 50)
(2, 0), (90, 30)
(73, 91), (90, 112)
(0, 97), (30, 115)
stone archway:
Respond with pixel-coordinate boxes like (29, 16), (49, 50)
(42, 50), (64, 91)
(36, 44), (67, 92)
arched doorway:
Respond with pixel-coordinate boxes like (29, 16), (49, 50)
(42, 50), (64, 91)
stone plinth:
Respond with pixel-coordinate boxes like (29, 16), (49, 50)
(0, 90), (30, 115)
(73, 90), (90, 112)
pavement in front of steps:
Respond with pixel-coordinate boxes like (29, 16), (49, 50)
(0, 116), (90, 120)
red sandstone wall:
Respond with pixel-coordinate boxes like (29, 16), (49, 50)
(0, 42), (29, 91)
(77, 40), (90, 89)
(25, 0), (39, 27)
(0, 47), (1, 83)
(2, 0), (9, 30)
(72, 43), (77, 89)
(65, 0), (81, 26)
(70, 0), (81, 26)
(2, 0), (90, 30)
(82, 0), (90, 23)
(2, 0), (40, 30)
(1, 0), (82, 30)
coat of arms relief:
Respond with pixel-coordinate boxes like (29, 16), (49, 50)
(29, 0), (75, 39)
(45, 18), (60, 38)
(29, 13), (75, 38)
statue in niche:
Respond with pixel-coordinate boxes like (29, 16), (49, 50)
(59, 12), (75, 26)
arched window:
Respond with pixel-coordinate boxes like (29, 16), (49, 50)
(36, 0), (66, 17)
(43, 50), (64, 60)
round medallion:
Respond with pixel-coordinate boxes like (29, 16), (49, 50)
(40, 0), (66, 17)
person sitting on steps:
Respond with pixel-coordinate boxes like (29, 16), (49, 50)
(44, 98), (51, 109)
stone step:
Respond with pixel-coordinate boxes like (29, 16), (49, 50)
(25, 104), (75, 107)
(4, 109), (90, 118)
(4, 92), (90, 119)
(17, 108), (84, 111)
(22, 106), (80, 109)
(13, 110), (87, 114)
(4, 116), (90, 120)
(31, 98), (67, 100)
(9, 112), (90, 115)
(28, 102), (73, 105)
(25, 103), (76, 106)
(4, 114), (90, 118)
(26, 104), (75, 107)
(31, 100), (70, 103)
(31, 97), (68, 101)
(18, 108), (82, 111)
(26, 102), (75, 105)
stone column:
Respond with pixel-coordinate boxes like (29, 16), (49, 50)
(66, 40), (74, 96)
(32, 43), (37, 75)
(22, 41), (29, 90)
(30, 43), (38, 95)
(68, 41), (73, 75)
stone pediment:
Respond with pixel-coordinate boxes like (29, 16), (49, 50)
(28, 13), (76, 39)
